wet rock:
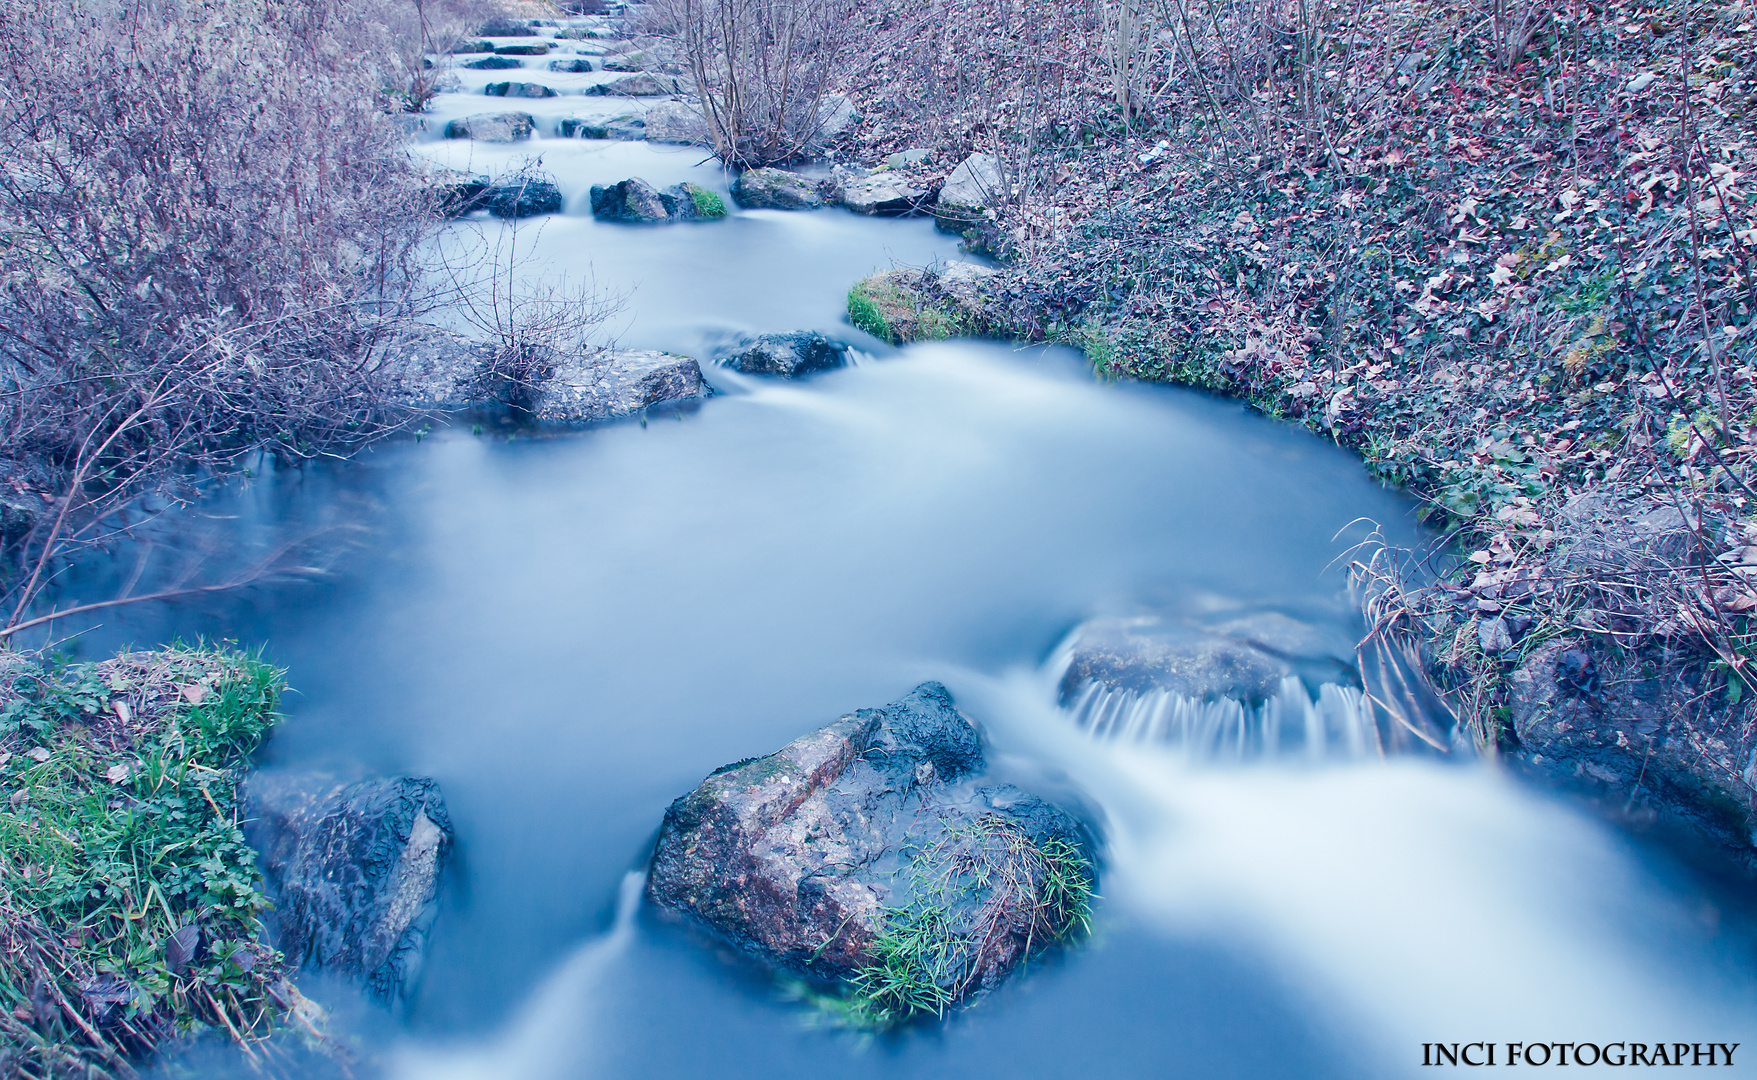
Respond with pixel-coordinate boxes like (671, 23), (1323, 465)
(532, 349), (707, 421)
(484, 80), (558, 98)
(450, 39), (493, 54)
(846, 262), (996, 345)
(560, 113), (646, 140)
(465, 55), (523, 69)
(935, 152), (1001, 223)
(431, 170), (490, 217)
(663, 181), (727, 220)
(379, 323), (490, 408)
(478, 16), (537, 35)
(1058, 616), (1294, 704)
(600, 50), (658, 72)
(719, 331), (851, 377)
(246, 774), (453, 1007)
(648, 683), (1093, 1011)
(483, 176), (564, 218)
(583, 72), (680, 96)
(885, 148), (934, 169)
(730, 167), (824, 210)
(589, 177), (672, 222)
(494, 42), (552, 56)
(643, 100), (711, 146)
(548, 57), (595, 72)
(443, 112), (536, 142)
(831, 166), (933, 215)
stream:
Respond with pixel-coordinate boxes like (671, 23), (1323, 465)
(39, 28), (1757, 1078)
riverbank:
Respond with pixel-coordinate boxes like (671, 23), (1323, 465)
(818, 0), (1757, 870)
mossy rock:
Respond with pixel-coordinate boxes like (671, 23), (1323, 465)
(847, 269), (980, 345)
(679, 182), (727, 219)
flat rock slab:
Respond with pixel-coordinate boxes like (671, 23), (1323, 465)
(832, 167), (933, 215)
(533, 349), (707, 421)
(730, 167), (824, 210)
(246, 773), (453, 1006)
(443, 112), (535, 142)
(583, 73), (680, 96)
(648, 683), (1092, 1010)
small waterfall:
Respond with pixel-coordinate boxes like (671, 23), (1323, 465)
(1065, 676), (1379, 761)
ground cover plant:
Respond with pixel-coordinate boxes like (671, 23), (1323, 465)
(0, 645), (310, 1078)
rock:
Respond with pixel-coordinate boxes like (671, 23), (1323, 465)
(483, 176), (564, 218)
(1476, 616), (1514, 655)
(644, 100), (711, 145)
(532, 349), (707, 421)
(450, 39), (493, 54)
(1058, 616), (1294, 704)
(478, 17), (537, 35)
(548, 57), (595, 72)
(583, 73), (680, 96)
(719, 331), (852, 377)
(663, 181), (727, 220)
(935, 152), (1001, 222)
(465, 55), (523, 69)
(379, 323), (490, 408)
(442, 112), (536, 142)
(246, 773), (453, 1007)
(589, 177), (673, 222)
(494, 42), (552, 56)
(484, 80), (558, 98)
(599, 51), (652, 72)
(846, 262), (995, 345)
(432, 170), (490, 217)
(560, 113), (646, 140)
(730, 167), (824, 210)
(816, 93), (859, 139)
(831, 166), (932, 216)
(647, 683), (1093, 1016)
(885, 148), (934, 169)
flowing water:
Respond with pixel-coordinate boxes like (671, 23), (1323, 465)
(40, 35), (1757, 1078)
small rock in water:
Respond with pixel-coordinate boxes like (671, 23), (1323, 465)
(718, 331), (851, 377)
(589, 178), (725, 222)
(246, 773), (454, 1007)
(477, 16), (537, 35)
(532, 349), (707, 421)
(483, 176), (563, 218)
(494, 42), (552, 56)
(442, 112), (536, 142)
(465, 55), (523, 69)
(583, 73), (680, 96)
(560, 113), (645, 140)
(431, 170), (491, 217)
(484, 80), (557, 98)
(648, 683), (1094, 1024)
(830, 166), (933, 216)
(450, 39), (493, 54)
(1059, 615), (1296, 704)
(599, 51), (651, 72)
(548, 57), (594, 72)
(729, 167), (823, 210)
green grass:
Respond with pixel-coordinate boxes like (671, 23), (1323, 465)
(0, 645), (301, 1076)
(847, 283), (894, 342)
(683, 183), (727, 219)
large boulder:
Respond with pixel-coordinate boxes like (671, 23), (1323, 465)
(583, 72), (681, 96)
(935, 152), (1001, 223)
(484, 80), (558, 98)
(589, 178), (725, 222)
(816, 93), (859, 140)
(532, 349), (708, 421)
(643, 100), (711, 145)
(246, 774), (453, 1007)
(483, 176), (564, 218)
(719, 331), (851, 377)
(443, 112), (536, 142)
(830, 167), (933, 216)
(730, 167), (824, 210)
(560, 113), (646, 140)
(648, 683), (1094, 1023)
(465, 55), (523, 70)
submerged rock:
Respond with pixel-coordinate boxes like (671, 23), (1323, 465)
(464, 55), (522, 69)
(719, 331), (851, 377)
(1059, 616), (1295, 704)
(730, 167), (824, 210)
(246, 774), (453, 1007)
(532, 349), (707, 421)
(548, 57), (595, 72)
(494, 42), (552, 56)
(484, 80), (557, 98)
(648, 683), (1094, 1023)
(560, 113), (645, 140)
(583, 73), (680, 96)
(443, 112), (535, 142)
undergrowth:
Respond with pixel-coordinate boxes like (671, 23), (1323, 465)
(0, 645), (307, 1078)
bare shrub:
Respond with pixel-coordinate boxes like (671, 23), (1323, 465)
(0, 0), (448, 627)
(644, 0), (859, 166)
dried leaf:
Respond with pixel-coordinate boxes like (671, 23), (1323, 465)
(180, 683), (208, 705)
(166, 923), (200, 976)
(26, 747), (50, 763)
(105, 763), (130, 784)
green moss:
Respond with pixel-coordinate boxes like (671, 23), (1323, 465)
(0, 645), (298, 1073)
(683, 183), (727, 219)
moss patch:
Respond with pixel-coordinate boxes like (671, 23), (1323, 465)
(0, 645), (306, 1075)
(683, 183), (727, 219)
(847, 271), (977, 346)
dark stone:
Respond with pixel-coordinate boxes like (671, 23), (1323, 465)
(435, 172), (491, 217)
(246, 774), (453, 1007)
(478, 17), (537, 35)
(719, 331), (851, 377)
(442, 112), (536, 142)
(730, 167), (824, 210)
(560, 113), (645, 140)
(485, 80), (558, 98)
(582, 73), (679, 96)
(450, 39), (493, 54)
(465, 55), (523, 69)
(494, 42), (552, 56)
(483, 176), (563, 218)
(588, 177), (671, 222)
(548, 58), (594, 72)
(647, 683), (1093, 1005)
